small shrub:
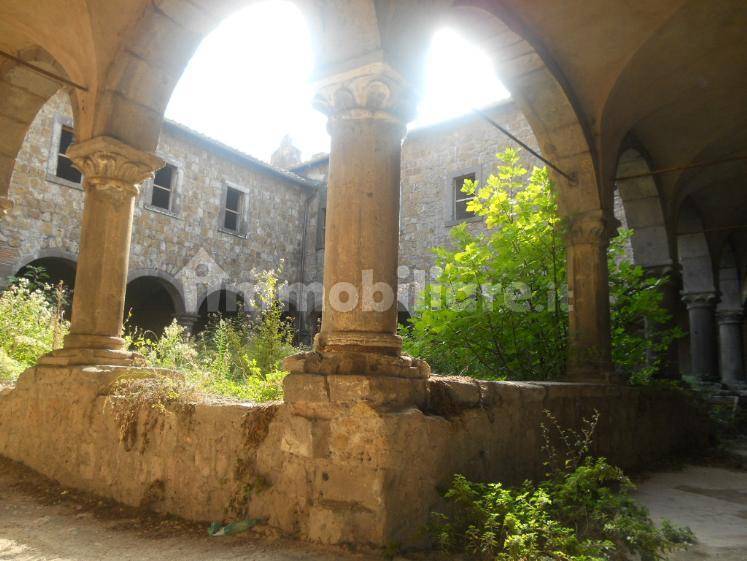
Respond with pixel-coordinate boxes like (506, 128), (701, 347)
(430, 412), (695, 560)
(0, 278), (69, 382)
(104, 372), (197, 450)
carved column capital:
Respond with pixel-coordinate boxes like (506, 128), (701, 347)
(0, 196), (12, 216)
(67, 136), (163, 198)
(681, 291), (719, 310)
(716, 309), (743, 325)
(566, 210), (615, 246)
(313, 62), (417, 125)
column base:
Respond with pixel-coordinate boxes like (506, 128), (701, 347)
(283, 350), (429, 379)
(38, 347), (139, 367)
(314, 331), (402, 356)
(39, 334), (137, 367)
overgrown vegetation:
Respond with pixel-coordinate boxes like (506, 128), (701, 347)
(0, 275), (68, 382)
(403, 148), (682, 383)
(430, 411), (695, 561)
(126, 268), (298, 402)
(0, 267), (298, 403)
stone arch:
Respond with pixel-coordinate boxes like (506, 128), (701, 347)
(126, 268), (186, 315)
(84, 0), (319, 152)
(0, 46), (72, 201)
(196, 287), (246, 331)
(446, 2), (601, 217)
(124, 271), (186, 336)
(614, 147), (673, 269)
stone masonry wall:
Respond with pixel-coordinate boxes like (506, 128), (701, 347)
(0, 91), (312, 313)
(0, 365), (710, 547)
(398, 101), (541, 297)
(1, 92), (544, 328)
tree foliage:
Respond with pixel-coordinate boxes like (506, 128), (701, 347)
(403, 149), (681, 382)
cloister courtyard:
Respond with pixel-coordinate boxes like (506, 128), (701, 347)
(1, 0), (746, 559)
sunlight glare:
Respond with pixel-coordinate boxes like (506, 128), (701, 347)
(166, 2), (509, 162)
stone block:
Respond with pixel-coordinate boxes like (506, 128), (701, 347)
(313, 461), (385, 512)
(282, 372), (329, 404)
(327, 374), (427, 408)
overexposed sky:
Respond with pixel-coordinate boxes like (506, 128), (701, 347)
(166, 1), (509, 163)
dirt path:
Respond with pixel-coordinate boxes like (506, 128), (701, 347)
(2, 454), (746, 560)
(0, 457), (383, 561)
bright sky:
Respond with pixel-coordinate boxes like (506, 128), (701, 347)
(165, 1), (509, 163)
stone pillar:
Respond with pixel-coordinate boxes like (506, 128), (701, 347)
(40, 137), (162, 366)
(717, 310), (746, 387)
(643, 264), (681, 379)
(312, 62), (413, 357)
(566, 210), (614, 381)
(682, 291), (719, 382)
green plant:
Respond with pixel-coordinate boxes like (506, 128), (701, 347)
(404, 149), (566, 380)
(430, 412), (695, 561)
(0, 277), (69, 382)
(608, 230), (685, 384)
(104, 372), (197, 450)
(124, 268), (298, 402)
(403, 149), (681, 383)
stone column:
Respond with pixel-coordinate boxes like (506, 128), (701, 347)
(717, 310), (746, 387)
(40, 136), (162, 366)
(566, 210), (614, 381)
(682, 291), (719, 382)
(312, 62), (412, 356)
(283, 62), (428, 378)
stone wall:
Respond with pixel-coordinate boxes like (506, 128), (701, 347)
(0, 91), (314, 314)
(0, 365), (710, 548)
(399, 101), (540, 281)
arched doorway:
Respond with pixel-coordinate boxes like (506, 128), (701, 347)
(196, 288), (245, 333)
(124, 276), (184, 337)
(15, 256), (77, 318)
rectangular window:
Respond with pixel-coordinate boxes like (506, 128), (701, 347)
(151, 164), (175, 210)
(55, 126), (82, 183)
(453, 173), (476, 221)
(223, 186), (243, 232)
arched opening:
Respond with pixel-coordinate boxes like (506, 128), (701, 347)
(16, 256), (76, 290)
(15, 256), (77, 318)
(196, 288), (245, 333)
(124, 276), (183, 337)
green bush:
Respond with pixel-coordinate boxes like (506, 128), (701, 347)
(0, 278), (68, 382)
(403, 148), (682, 382)
(430, 412), (695, 560)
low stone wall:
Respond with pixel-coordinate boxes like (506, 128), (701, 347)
(0, 365), (710, 548)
